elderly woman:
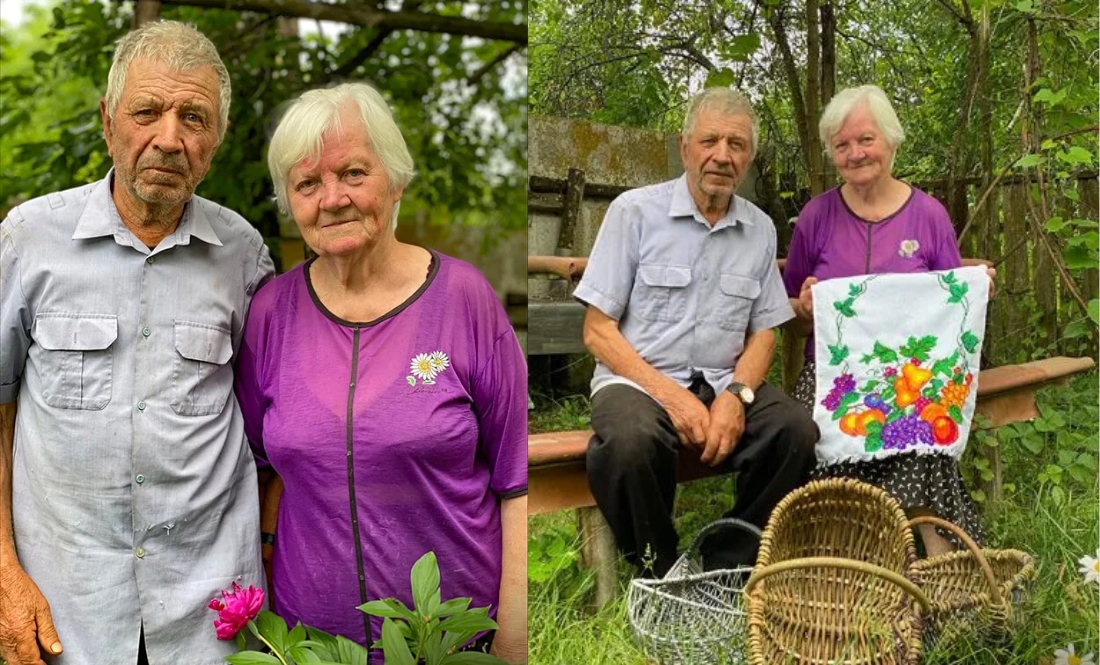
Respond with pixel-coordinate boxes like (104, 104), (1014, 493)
(234, 82), (527, 662)
(783, 85), (988, 555)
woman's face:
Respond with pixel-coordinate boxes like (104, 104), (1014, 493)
(829, 104), (895, 188)
(286, 109), (404, 258)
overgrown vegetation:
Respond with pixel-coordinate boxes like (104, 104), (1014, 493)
(529, 373), (1100, 664)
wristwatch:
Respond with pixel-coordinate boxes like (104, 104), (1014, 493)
(726, 381), (755, 406)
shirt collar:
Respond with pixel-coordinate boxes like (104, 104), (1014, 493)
(667, 173), (755, 230)
(71, 169), (223, 247)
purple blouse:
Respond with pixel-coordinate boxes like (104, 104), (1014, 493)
(235, 251), (527, 656)
(783, 186), (963, 360)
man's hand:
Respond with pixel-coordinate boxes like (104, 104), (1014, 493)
(797, 277), (818, 320)
(660, 386), (710, 449)
(701, 391), (745, 467)
(0, 565), (61, 665)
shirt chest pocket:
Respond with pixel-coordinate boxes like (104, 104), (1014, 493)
(171, 322), (234, 417)
(34, 315), (118, 410)
(716, 274), (761, 331)
(632, 264), (692, 322)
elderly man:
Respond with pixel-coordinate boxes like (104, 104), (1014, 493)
(575, 88), (818, 578)
(0, 21), (272, 665)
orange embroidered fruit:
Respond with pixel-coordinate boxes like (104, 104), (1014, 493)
(894, 378), (920, 408)
(840, 412), (862, 436)
(931, 416), (959, 445)
(919, 403), (948, 424)
(857, 409), (886, 435)
(901, 363), (933, 392)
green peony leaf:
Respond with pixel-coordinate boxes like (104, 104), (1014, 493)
(226, 653), (282, 665)
(441, 651), (511, 664)
(411, 551), (442, 619)
(380, 618), (416, 665)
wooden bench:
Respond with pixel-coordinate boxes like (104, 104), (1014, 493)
(527, 254), (1096, 605)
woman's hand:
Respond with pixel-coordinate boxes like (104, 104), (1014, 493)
(797, 277), (818, 319)
(986, 267), (997, 299)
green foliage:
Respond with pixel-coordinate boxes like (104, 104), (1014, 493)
(1, 0), (527, 259)
(360, 552), (503, 665)
(532, 373), (1099, 664)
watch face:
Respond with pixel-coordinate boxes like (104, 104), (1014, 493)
(741, 386), (755, 404)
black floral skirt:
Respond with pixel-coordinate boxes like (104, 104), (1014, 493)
(794, 361), (985, 548)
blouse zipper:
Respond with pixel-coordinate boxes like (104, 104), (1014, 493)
(346, 326), (371, 643)
(864, 223), (873, 273)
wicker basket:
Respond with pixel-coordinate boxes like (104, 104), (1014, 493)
(909, 516), (1036, 647)
(745, 479), (931, 665)
(628, 518), (761, 665)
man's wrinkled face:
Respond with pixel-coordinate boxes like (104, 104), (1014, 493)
(679, 108), (754, 208)
(101, 58), (221, 209)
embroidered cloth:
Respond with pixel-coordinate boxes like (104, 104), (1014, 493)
(812, 266), (988, 466)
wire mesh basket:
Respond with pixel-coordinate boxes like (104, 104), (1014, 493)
(628, 518), (761, 665)
(909, 516), (1036, 648)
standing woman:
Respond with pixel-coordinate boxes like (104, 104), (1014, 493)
(783, 85), (989, 556)
(235, 83), (527, 662)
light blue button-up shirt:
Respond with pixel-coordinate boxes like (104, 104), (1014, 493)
(0, 172), (274, 664)
(574, 175), (793, 397)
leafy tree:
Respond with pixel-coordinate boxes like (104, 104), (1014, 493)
(1, 0), (527, 267)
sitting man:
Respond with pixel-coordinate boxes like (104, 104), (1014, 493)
(574, 88), (818, 578)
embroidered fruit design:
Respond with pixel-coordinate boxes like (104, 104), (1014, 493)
(931, 415), (959, 445)
(901, 362), (933, 391)
(918, 403), (948, 424)
(893, 378), (920, 408)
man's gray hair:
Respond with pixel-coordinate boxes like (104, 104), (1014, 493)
(682, 88), (760, 155)
(267, 82), (415, 223)
(104, 21), (232, 142)
(818, 85), (905, 151)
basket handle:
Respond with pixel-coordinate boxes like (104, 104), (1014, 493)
(907, 515), (1003, 605)
(686, 518), (763, 557)
(742, 556), (932, 614)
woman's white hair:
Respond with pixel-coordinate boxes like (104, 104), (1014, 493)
(105, 21), (232, 142)
(682, 88), (760, 155)
(267, 82), (415, 221)
(818, 85), (905, 152)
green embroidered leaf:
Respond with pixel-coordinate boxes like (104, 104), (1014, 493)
(885, 409), (904, 423)
(860, 353), (874, 364)
(834, 298), (857, 318)
(864, 431), (884, 452)
(961, 331), (981, 353)
(828, 344), (849, 366)
(929, 379), (944, 395)
(860, 380), (880, 393)
(864, 420), (884, 436)
(406, 376), (416, 386)
(830, 392), (860, 420)
(899, 335), (937, 361)
(881, 386), (896, 404)
(947, 282), (969, 304)
(872, 341), (898, 364)
(931, 352), (959, 377)
(848, 283), (862, 297)
(949, 405), (964, 422)
(942, 271), (957, 284)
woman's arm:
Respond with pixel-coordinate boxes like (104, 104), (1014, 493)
(259, 472), (283, 597)
(489, 495), (527, 663)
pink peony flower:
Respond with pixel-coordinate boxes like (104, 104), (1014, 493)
(209, 582), (264, 640)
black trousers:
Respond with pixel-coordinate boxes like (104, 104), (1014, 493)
(586, 380), (818, 577)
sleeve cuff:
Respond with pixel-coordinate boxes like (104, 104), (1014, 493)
(573, 284), (624, 321)
(0, 382), (19, 403)
(497, 486), (528, 500)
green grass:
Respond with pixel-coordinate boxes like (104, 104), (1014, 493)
(529, 374), (1100, 665)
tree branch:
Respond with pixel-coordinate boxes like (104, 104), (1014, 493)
(161, 0), (527, 44)
(467, 44), (522, 86)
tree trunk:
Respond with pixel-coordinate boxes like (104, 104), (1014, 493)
(819, 1), (837, 187)
(766, 7), (813, 197)
(805, 0), (824, 195)
(132, 0), (162, 28)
